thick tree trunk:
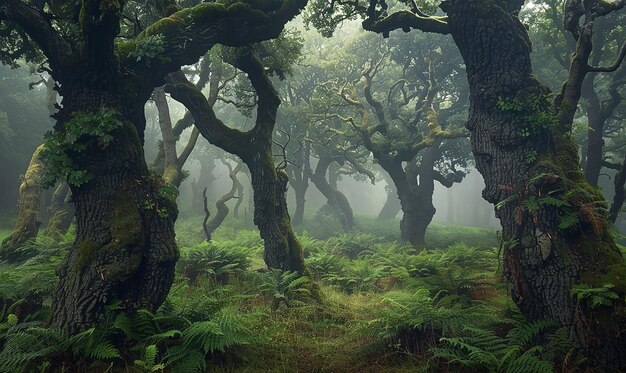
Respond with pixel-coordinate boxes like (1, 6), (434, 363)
(166, 50), (306, 272)
(50, 92), (178, 334)
(443, 0), (626, 367)
(582, 82), (606, 187)
(385, 154), (436, 248)
(44, 182), (74, 239)
(311, 155), (354, 231)
(0, 144), (46, 262)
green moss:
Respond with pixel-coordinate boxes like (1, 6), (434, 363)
(106, 251), (142, 279)
(106, 189), (143, 250)
(580, 240), (626, 294)
(76, 239), (98, 270)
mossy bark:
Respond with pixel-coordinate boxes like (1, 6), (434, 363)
(0, 144), (46, 262)
(441, 0), (626, 366)
(49, 89), (178, 334)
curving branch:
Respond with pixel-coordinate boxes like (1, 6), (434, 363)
(588, 41), (626, 72)
(202, 162), (243, 241)
(362, 10), (449, 36)
(0, 0), (72, 69)
(122, 0), (307, 84)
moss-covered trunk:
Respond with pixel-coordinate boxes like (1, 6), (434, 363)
(0, 144), (46, 262)
(246, 147), (305, 272)
(50, 90), (178, 334)
(442, 0), (626, 366)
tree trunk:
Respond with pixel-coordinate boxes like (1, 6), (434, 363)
(247, 149), (305, 272)
(292, 182), (307, 226)
(609, 154), (626, 223)
(0, 144), (46, 262)
(377, 189), (401, 220)
(442, 0), (626, 366)
(582, 80), (606, 187)
(44, 182), (74, 239)
(202, 164), (242, 240)
(50, 91), (178, 335)
(233, 181), (244, 219)
(311, 155), (354, 231)
(386, 154), (436, 248)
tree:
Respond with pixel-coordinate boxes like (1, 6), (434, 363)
(320, 32), (469, 247)
(0, 0), (306, 334)
(309, 0), (626, 366)
(0, 75), (69, 259)
(202, 160), (243, 241)
(167, 43), (307, 272)
(524, 0), (626, 223)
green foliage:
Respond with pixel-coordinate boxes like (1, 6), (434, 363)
(134, 344), (165, 372)
(0, 216), (534, 371)
(42, 108), (123, 187)
(366, 289), (499, 355)
(127, 34), (166, 62)
(570, 284), (620, 309)
(178, 241), (251, 284)
(432, 320), (565, 372)
(256, 269), (313, 310)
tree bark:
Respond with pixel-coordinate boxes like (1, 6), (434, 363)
(0, 144), (46, 262)
(44, 182), (74, 239)
(310, 154), (354, 231)
(383, 155), (435, 248)
(609, 154), (626, 223)
(441, 0), (626, 366)
(49, 90), (178, 335)
(292, 182), (307, 226)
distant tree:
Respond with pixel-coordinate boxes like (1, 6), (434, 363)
(167, 41), (308, 272)
(320, 32), (470, 247)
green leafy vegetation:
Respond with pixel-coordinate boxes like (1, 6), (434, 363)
(0, 215), (574, 371)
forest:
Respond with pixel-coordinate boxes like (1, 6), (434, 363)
(0, 0), (625, 371)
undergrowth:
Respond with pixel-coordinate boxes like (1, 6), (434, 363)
(0, 215), (571, 372)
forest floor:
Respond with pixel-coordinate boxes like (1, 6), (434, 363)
(0, 213), (579, 372)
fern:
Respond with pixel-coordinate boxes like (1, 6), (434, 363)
(133, 344), (165, 372)
(432, 320), (560, 373)
(257, 269), (313, 310)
